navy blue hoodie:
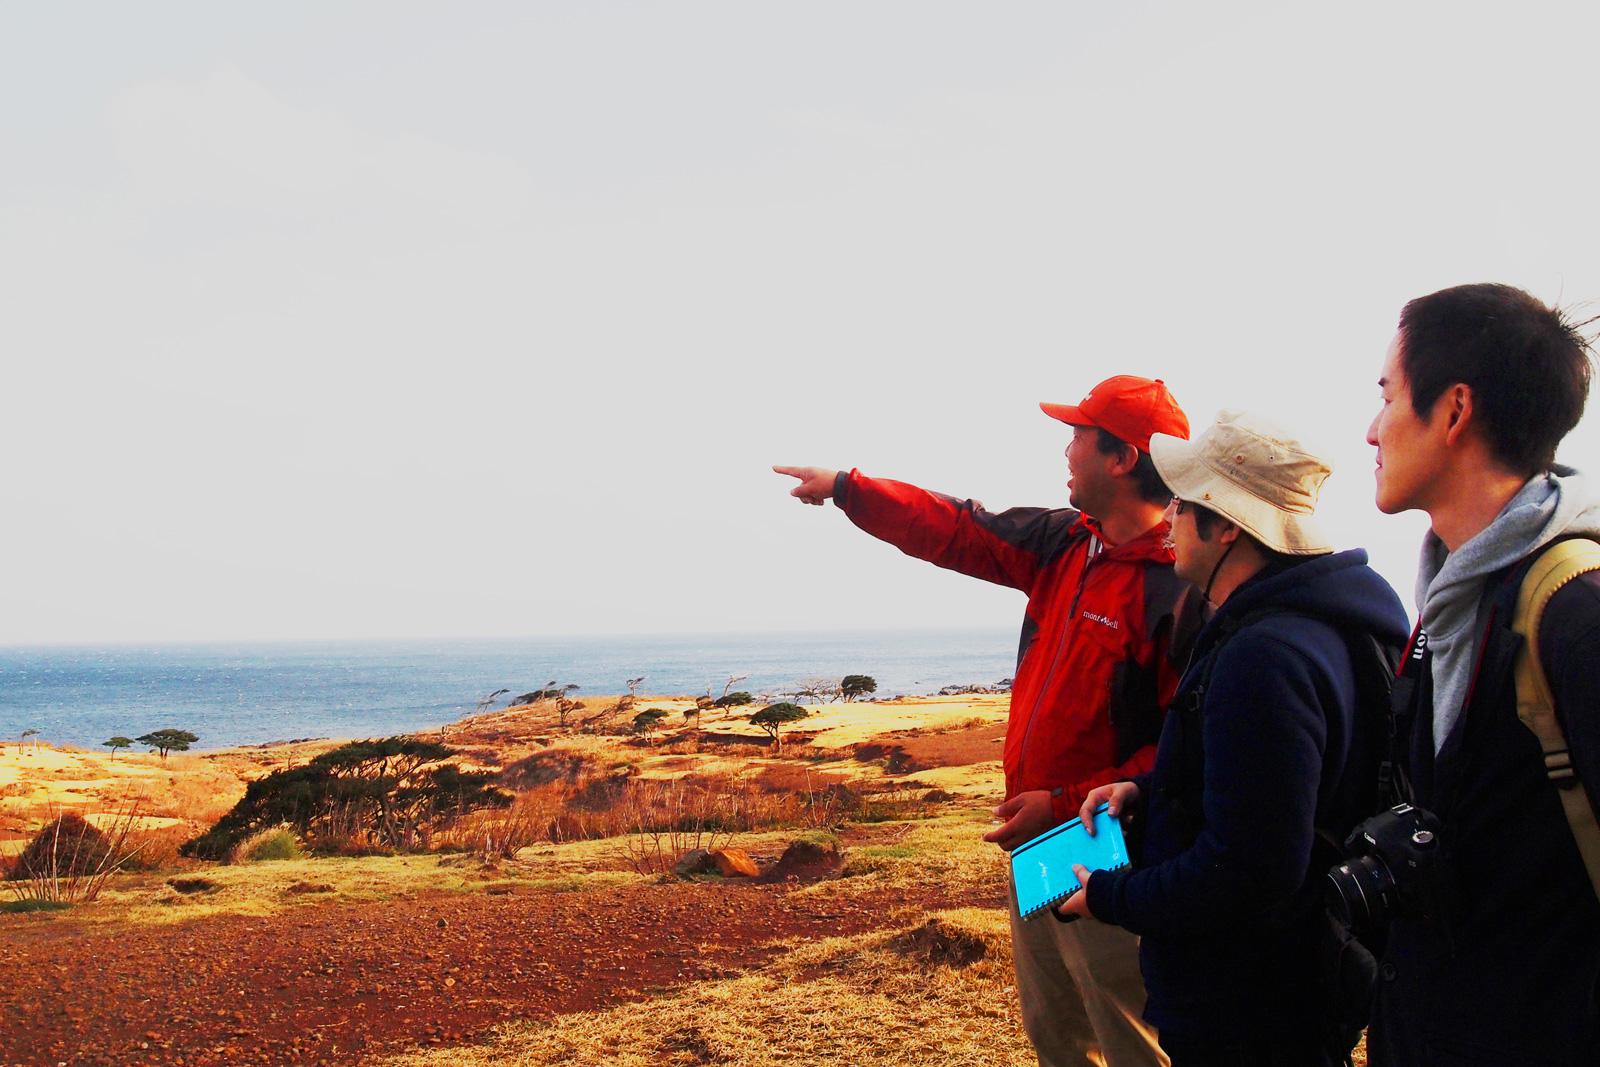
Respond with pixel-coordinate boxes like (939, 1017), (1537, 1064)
(1085, 549), (1410, 1041)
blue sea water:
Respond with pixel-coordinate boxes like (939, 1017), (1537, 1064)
(0, 629), (1017, 750)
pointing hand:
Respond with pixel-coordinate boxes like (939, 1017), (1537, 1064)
(772, 465), (839, 506)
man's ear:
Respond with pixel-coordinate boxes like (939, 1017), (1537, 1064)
(1442, 383), (1475, 447)
(1108, 443), (1140, 478)
(1217, 521), (1243, 546)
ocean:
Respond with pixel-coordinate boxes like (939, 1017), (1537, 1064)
(0, 628), (1017, 750)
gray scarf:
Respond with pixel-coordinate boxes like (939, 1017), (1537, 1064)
(1417, 465), (1600, 752)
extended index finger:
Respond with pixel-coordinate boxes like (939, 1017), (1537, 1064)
(771, 465), (808, 480)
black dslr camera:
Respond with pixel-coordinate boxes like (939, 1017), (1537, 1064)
(1326, 803), (1455, 934)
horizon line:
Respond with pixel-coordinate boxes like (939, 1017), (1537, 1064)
(0, 623), (1019, 653)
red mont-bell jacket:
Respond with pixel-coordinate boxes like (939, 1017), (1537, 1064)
(836, 470), (1198, 823)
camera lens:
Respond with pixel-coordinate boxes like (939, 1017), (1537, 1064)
(1326, 854), (1396, 931)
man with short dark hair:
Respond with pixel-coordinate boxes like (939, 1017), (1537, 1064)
(1059, 410), (1408, 1065)
(775, 375), (1200, 1066)
(1364, 283), (1600, 1064)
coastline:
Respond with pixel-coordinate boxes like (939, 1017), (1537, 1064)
(0, 690), (1012, 856)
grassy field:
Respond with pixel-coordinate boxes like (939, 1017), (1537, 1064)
(1, 692), (1367, 1065)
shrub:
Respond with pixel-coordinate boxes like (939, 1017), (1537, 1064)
(183, 736), (510, 859)
(6, 808), (144, 905)
(9, 813), (111, 881)
(230, 825), (303, 864)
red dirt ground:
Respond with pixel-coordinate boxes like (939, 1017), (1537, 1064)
(0, 877), (1001, 1066)
(854, 721), (1007, 774)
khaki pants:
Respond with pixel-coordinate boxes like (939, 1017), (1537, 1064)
(1007, 878), (1168, 1067)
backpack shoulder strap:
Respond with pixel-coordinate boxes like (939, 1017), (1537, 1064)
(1511, 536), (1600, 901)
(1170, 608), (1402, 844)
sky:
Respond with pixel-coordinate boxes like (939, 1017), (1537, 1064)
(4, 2), (1599, 645)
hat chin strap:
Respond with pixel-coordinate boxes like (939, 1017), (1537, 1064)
(1203, 537), (1240, 603)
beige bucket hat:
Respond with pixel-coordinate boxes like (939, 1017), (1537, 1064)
(1149, 410), (1334, 556)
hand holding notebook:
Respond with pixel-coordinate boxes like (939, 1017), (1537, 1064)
(1010, 802), (1131, 922)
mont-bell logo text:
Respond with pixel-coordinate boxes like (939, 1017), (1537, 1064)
(1082, 611), (1119, 630)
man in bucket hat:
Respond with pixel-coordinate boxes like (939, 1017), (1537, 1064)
(1058, 410), (1409, 1065)
(775, 375), (1202, 1066)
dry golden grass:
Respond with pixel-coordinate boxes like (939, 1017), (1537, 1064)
(794, 808), (1004, 901)
(877, 760), (1006, 797)
(382, 907), (1034, 1067)
(0, 742), (322, 856)
(74, 851), (651, 927)
(5, 693), (1378, 1065)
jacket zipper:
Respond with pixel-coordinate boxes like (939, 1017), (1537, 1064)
(1016, 535), (1101, 783)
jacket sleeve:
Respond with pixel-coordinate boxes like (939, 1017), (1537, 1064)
(1541, 572), (1600, 822)
(833, 469), (1081, 593)
(1084, 631), (1333, 937)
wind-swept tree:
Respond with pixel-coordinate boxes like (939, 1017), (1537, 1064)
(511, 681), (581, 705)
(791, 678), (842, 703)
(103, 736), (133, 762)
(750, 702), (810, 753)
(554, 697), (584, 728)
(840, 675), (878, 702)
(631, 708), (669, 743)
(136, 729), (198, 761)
(182, 735), (509, 859)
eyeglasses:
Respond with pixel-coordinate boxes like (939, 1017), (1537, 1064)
(1174, 499), (1191, 515)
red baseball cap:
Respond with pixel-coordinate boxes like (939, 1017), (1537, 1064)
(1040, 375), (1190, 453)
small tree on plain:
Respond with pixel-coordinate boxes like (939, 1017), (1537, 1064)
(790, 678), (842, 703)
(632, 708), (669, 743)
(475, 689), (511, 715)
(20, 728), (39, 754)
(515, 682), (581, 704)
(840, 675), (878, 702)
(749, 702), (810, 753)
(555, 697), (583, 728)
(711, 673), (749, 719)
(136, 729), (199, 761)
(103, 736), (133, 762)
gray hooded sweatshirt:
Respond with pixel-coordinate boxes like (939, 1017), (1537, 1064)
(1417, 465), (1600, 752)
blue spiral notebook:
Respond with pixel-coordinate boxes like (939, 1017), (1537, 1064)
(1010, 803), (1130, 920)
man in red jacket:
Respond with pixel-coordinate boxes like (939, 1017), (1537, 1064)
(775, 375), (1198, 1067)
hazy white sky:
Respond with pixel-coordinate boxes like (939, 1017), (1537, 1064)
(4, 2), (1599, 644)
